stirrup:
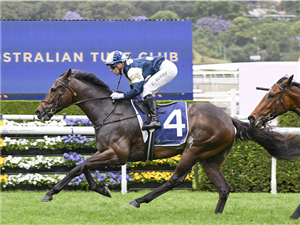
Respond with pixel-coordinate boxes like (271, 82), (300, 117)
(142, 120), (161, 130)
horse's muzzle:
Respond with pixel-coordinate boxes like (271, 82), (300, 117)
(35, 109), (42, 119)
(248, 115), (265, 128)
(248, 115), (255, 126)
(35, 109), (53, 121)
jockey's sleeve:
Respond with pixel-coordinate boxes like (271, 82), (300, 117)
(124, 67), (145, 98)
(124, 81), (144, 98)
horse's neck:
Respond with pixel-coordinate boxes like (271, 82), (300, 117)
(288, 88), (300, 116)
(73, 81), (113, 125)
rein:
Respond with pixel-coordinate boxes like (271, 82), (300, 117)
(40, 77), (139, 128)
(263, 83), (300, 122)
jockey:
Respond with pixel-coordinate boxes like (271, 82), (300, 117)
(105, 50), (178, 130)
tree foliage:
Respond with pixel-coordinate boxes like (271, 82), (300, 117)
(193, 29), (222, 60)
(227, 45), (247, 62)
(192, 1), (243, 21)
(149, 10), (180, 20)
(279, 1), (300, 15)
(266, 41), (281, 61)
(257, 22), (295, 52)
(227, 17), (256, 47)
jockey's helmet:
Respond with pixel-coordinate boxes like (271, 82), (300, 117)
(105, 51), (127, 69)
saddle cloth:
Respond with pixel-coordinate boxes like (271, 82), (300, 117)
(131, 100), (189, 146)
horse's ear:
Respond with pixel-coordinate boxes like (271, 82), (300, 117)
(287, 75), (294, 86)
(66, 68), (72, 78)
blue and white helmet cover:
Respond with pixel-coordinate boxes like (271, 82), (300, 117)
(105, 51), (127, 65)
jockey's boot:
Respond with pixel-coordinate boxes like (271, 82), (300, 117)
(142, 94), (161, 130)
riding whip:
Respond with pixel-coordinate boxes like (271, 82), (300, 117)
(256, 87), (270, 91)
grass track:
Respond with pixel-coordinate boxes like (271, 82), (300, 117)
(1, 190), (299, 225)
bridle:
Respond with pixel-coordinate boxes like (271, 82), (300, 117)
(263, 82), (300, 123)
(40, 77), (78, 119)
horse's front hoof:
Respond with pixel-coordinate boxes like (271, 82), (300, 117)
(128, 200), (140, 208)
(41, 195), (53, 202)
(103, 187), (111, 198)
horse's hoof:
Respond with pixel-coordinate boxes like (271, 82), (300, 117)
(128, 200), (140, 208)
(103, 187), (111, 198)
(41, 195), (53, 202)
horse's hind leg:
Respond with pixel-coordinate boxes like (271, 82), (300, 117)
(199, 142), (233, 214)
(129, 150), (198, 208)
(290, 204), (300, 219)
(200, 162), (231, 214)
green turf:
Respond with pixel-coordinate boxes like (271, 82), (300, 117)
(1, 190), (299, 225)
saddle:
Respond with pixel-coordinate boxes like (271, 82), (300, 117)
(134, 100), (178, 115)
(132, 100), (188, 162)
(134, 100), (178, 162)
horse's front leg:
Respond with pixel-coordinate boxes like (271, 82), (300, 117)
(290, 204), (300, 219)
(41, 149), (122, 202)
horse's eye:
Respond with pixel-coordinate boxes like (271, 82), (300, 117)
(51, 88), (57, 93)
(268, 94), (275, 99)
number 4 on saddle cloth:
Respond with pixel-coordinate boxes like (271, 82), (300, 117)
(131, 100), (189, 161)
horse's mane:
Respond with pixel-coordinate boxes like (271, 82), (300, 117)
(72, 71), (113, 94)
(277, 77), (300, 89)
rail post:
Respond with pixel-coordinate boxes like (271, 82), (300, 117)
(271, 157), (277, 195)
(231, 89), (237, 116)
(121, 164), (127, 194)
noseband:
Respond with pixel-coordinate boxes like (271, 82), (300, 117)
(40, 78), (77, 119)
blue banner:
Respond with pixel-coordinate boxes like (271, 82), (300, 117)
(1, 21), (193, 100)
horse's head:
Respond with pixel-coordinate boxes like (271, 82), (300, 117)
(248, 75), (295, 127)
(35, 69), (77, 121)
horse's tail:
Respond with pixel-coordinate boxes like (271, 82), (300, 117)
(232, 118), (300, 160)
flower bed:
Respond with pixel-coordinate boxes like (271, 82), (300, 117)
(0, 119), (193, 191)
(1, 153), (192, 190)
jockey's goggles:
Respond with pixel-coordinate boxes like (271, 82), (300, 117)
(108, 63), (118, 70)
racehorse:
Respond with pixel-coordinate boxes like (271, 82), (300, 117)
(35, 69), (300, 216)
(248, 75), (300, 219)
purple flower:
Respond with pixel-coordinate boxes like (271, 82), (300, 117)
(109, 178), (116, 185)
(131, 16), (148, 20)
(63, 11), (83, 20)
(195, 15), (231, 35)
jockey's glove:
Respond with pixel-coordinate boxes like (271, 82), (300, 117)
(111, 92), (124, 99)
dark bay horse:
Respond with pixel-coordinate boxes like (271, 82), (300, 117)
(248, 75), (300, 219)
(35, 69), (300, 215)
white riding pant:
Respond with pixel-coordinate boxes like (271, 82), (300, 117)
(141, 59), (178, 98)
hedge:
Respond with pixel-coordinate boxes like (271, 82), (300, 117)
(1, 100), (85, 115)
(277, 111), (300, 127)
(194, 140), (300, 193)
(0, 100), (198, 116)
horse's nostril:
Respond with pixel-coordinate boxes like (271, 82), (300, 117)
(35, 109), (41, 118)
(248, 116), (255, 124)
